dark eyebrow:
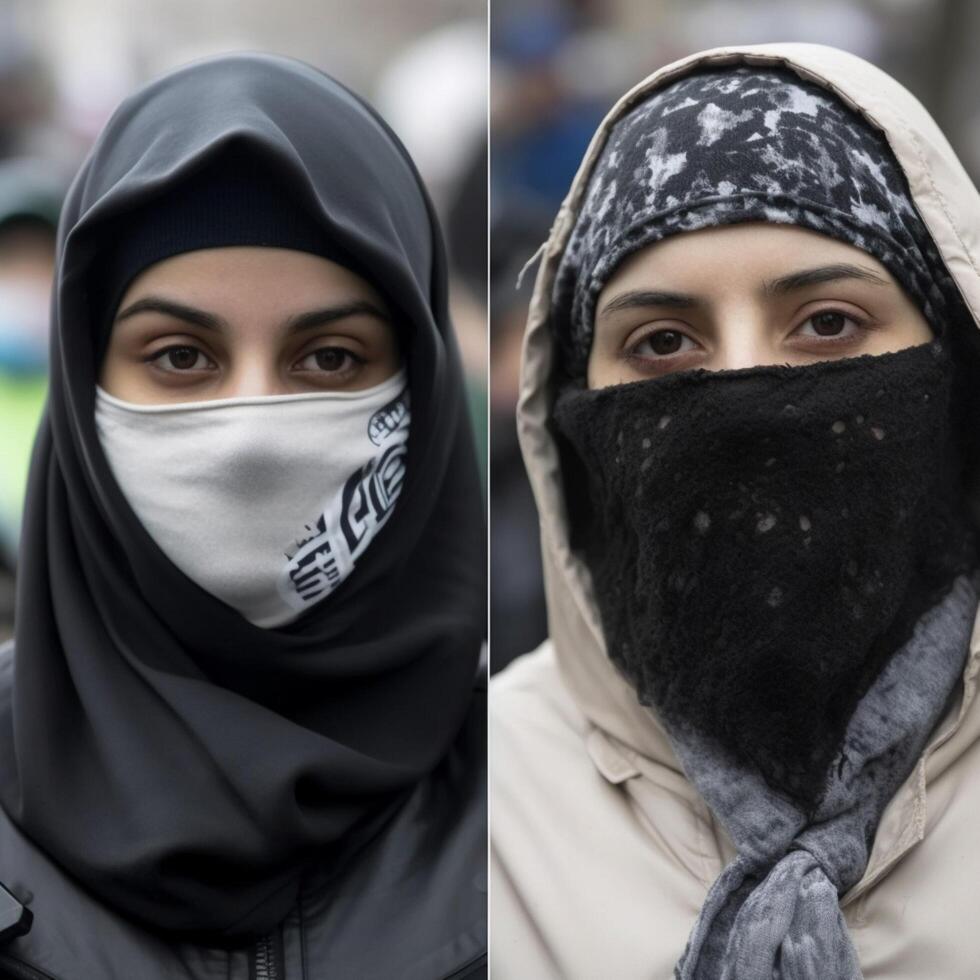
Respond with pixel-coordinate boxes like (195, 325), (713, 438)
(598, 289), (699, 317)
(114, 297), (222, 329)
(114, 296), (389, 333)
(764, 263), (890, 296)
(596, 264), (891, 319)
(283, 300), (389, 333)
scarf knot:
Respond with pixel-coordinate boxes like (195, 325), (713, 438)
(673, 573), (978, 980)
(727, 851), (857, 980)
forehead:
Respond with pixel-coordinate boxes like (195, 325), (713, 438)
(602, 223), (896, 295)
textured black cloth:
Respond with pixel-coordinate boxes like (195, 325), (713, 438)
(553, 340), (978, 811)
(552, 66), (957, 378)
(0, 53), (485, 945)
(93, 152), (360, 351)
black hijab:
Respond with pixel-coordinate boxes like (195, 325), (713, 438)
(0, 52), (485, 944)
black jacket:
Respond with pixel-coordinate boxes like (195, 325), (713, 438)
(0, 642), (487, 980)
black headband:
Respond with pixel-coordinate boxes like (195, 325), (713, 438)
(93, 147), (360, 351)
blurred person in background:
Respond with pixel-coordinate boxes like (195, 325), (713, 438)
(0, 26), (53, 161)
(0, 52), (486, 979)
(0, 158), (63, 641)
(489, 0), (627, 673)
(447, 135), (491, 492)
(491, 1), (608, 217)
(377, 18), (490, 489)
(491, 43), (980, 979)
(489, 210), (550, 673)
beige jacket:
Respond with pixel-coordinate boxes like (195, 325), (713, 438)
(490, 43), (980, 980)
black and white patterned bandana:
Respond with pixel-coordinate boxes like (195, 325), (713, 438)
(552, 66), (956, 378)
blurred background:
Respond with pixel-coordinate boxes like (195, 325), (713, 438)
(489, 0), (980, 672)
(0, 0), (487, 640)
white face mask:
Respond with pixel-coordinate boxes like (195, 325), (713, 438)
(94, 370), (409, 628)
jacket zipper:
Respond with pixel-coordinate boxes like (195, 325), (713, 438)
(0, 945), (484, 980)
(249, 928), (285, 980)
(0, 951), (58, 980)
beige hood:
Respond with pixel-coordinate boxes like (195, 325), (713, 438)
(516, 41), (980, 856)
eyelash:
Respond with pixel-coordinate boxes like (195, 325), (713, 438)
(793, 309), (870, 343)
(294, 347), (366, 373)
(143, 345), (216, 373)
(623, 308), (872, 362)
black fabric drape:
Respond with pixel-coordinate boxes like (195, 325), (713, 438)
(0, 52), (485, 944)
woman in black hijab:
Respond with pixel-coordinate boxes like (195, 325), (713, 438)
(0, 52), (486, 979)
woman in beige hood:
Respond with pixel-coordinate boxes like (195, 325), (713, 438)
(491, 43), (980, 980)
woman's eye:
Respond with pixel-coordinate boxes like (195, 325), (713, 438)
(149, 345), (213, 372)
(630, 329), (697, 358)
(297, 347), (363, 373)
(797, 310), (863, 339)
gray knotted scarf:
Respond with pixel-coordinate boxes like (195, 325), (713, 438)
(671, 572), (978, 979)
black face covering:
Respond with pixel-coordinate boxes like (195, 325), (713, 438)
(0, 54), (484, 943)
(553, 341), (977, 811)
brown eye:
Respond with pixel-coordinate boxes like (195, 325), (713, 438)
(295, 346), (366, 375)
(168, 347), (200, 369)
(149, 345), (213, 372)
(628, 328), (697, 361)
(650, 330), (684, 354)
(314, 348), (352, 372)
(811, 312), (847, 336)
(797, 310), (866, 342)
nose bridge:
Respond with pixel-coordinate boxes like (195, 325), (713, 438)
(712, 294), (776, 371)
(226, 331), (283, 397)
